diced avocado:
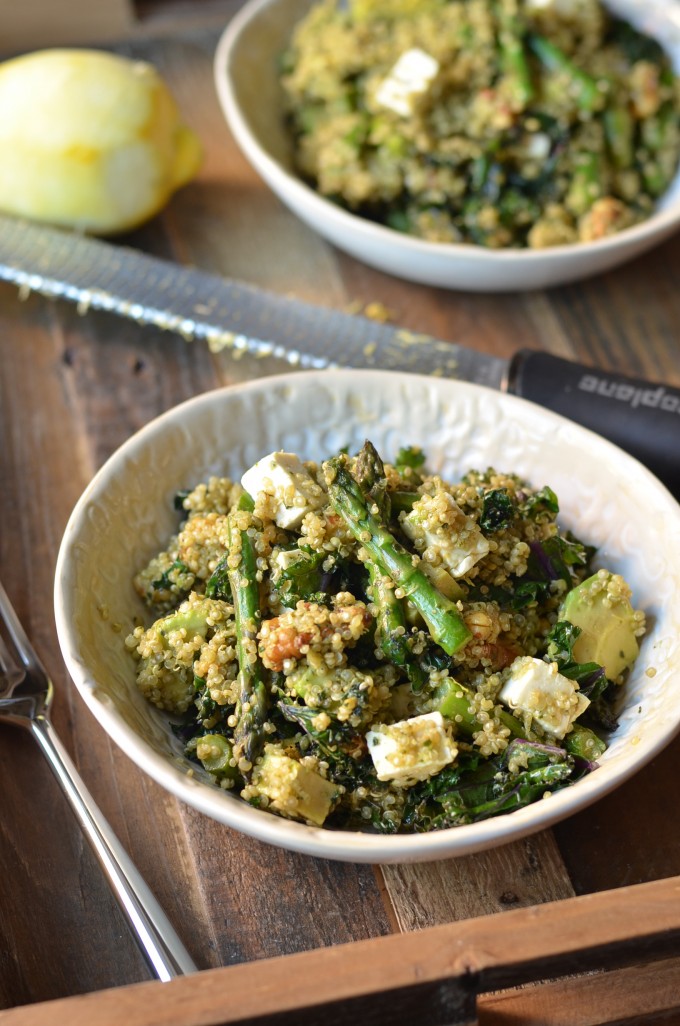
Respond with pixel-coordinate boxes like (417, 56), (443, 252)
(156, 595), (232, 639)
(560, 571), (641, 680)
(286, 665), (347, 718)
(251, 746), (339, 826)
(134, 597), (227, 715)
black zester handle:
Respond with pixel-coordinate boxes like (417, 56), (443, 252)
(507, 350), (680, 499)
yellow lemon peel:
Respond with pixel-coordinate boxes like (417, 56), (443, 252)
(0, 49), (202, 234)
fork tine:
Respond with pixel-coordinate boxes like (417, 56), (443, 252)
(0, 578), (45, 674)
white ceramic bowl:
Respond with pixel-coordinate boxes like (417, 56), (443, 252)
(54, 370), (680, 863)
(214, 0), (680, 292)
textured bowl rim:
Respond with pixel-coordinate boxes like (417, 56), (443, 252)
(54, 370), (680, 863)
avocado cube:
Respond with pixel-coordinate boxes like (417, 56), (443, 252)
(251, 747), (339, 826)
(560, 571), (641, 680)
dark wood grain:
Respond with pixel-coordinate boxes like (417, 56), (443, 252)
(554, 735), (680, 894)
(0, 289), (392, 1008)
(1, 12), (680, 1020)
(383, 832), (575, 932)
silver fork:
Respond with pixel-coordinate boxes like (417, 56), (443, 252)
(0, 577), (197, 980)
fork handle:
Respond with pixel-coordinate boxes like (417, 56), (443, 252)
(30, 715), (198, 980)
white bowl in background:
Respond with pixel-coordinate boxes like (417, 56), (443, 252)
(214, 0), (680, 291)
(54, 370), (680, 863)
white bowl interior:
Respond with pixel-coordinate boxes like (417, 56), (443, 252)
(55, 370), (680, 863)
(214, 0), (680, 290)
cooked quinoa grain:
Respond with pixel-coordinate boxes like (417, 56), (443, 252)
(126, 439), (644, 833)
(280, 0), (680, 248)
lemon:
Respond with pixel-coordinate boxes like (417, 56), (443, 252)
(0, 49), (202, 234)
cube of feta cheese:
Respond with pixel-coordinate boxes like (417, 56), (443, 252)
(241, 451), (326, 530)
(375, 48), (439, 118)
(274, 547), (304, 572)
(525, 0), (584, 12)
(526, 132), (551, 160)
(366, 711), (457, 783)
(401, 489), (490, 578)
(499, 656), (590, 739)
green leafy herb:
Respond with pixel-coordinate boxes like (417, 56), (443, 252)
(480, 488), (515, 532)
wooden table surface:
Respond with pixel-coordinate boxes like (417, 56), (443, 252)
(1, 11), (680, 1024)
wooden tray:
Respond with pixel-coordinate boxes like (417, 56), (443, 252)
(1, 11), (680, 1026)
(1, 876), (679, 1025)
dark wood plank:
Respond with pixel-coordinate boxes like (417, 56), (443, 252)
(0, 288), (154, 1006)
(478, 957), (680, 1026)
(553, 735), (680, 895)
(543, 239), (680, 384)
(383, 832), (575, 931)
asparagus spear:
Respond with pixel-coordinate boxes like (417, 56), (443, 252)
(495, 6), (534, 111)
(641, 103), (679, 196)
(433, 677), (526, 738)
(565, 151), (603, 215)
(354, 442), (428, 689)
(603, 106), (634, 169)
(563, 722), (606, 760)
(528, 33), (602, 113)
(353, 439), (391, 518)
(368, 562), (428, 692)
(205, 555), (231, 600)
(390, 490), (418, 515)
(641, 101), (675, 151)
(227, 492), (268, 768)
(323, 454), (472, 656)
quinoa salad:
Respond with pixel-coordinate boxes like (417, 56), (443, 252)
(280, 0), (680, 248)
(125, 441), (645, 834)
